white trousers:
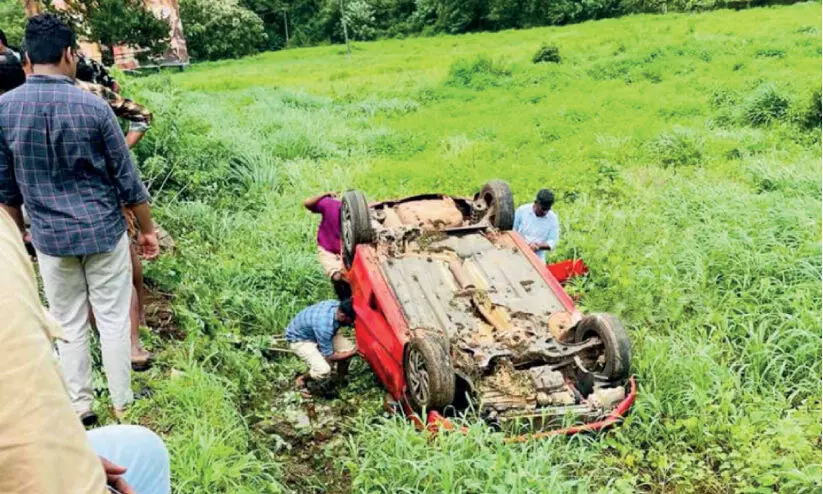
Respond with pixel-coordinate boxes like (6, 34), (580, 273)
(290, 333), (355, 379)
(37, 234), (134, 412)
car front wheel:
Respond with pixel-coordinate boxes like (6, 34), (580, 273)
(341, 189), (374, 269)
(404, 335), (455, 412)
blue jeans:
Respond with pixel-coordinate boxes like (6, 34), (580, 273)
(87, 425), (170, 494)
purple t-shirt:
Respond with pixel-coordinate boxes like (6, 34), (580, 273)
(311, 196), (342, 254)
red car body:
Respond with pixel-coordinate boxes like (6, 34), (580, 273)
(349, 228), (636, 436)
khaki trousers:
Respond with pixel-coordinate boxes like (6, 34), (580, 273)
(290, 333), (355, 379)
(37, 233), (134, 412)
(317, 246), (344, 278)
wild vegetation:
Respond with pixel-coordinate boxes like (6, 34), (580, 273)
(89, 3), (823, 492)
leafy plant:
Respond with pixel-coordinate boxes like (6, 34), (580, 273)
(739, 83), (790, 126)
(649, 127), (705, 168)
(179, 0), (267, 61)
(533, 43), (561, 64)
(55, 0), (170, 64)
(445, 55), (512, 89)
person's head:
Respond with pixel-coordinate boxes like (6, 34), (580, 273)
(24, 14), (77, 78)
(0, 51), (26, 95)
(336, 298), (355, 326)
(533, 189), (555, 217)
(0, 29), (8, 50)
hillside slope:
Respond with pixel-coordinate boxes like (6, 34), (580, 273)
(125, 3), (821, 492)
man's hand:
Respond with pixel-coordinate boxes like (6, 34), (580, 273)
(327, 349), (356, 362)
(528, 242), (540, 252)
(138, 230), (159, 260)
(101, 457), (136, 494)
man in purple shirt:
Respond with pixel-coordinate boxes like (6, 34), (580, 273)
(303, 191), (351, 299)
(0, 15), (157, 424)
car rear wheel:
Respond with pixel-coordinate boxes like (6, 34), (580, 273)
(574, 313), (631, 381)
(478, 180), (515, 231)
(404, 335), (455, 412)
(341, 190), (374, 269)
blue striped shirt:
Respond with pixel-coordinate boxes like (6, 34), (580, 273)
(285, 300), (340, 357)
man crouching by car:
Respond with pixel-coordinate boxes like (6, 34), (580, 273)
(287, 299), (357, 397)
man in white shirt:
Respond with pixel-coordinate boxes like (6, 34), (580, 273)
(514, 189), (560, 262)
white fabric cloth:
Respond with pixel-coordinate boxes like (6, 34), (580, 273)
(290, 333), (355, 379)
(0, 208), (108, 494)
(37, 233), (134, 411)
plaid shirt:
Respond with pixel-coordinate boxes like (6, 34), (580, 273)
(285, 300), (340, 357)
(0, 75), (149, 256)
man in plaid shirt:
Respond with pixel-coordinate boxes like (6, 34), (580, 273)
(286, 299), (357, 395)
(0, 14), (158, 423)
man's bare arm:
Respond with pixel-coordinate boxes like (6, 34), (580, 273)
(125, 131), (145, 148)
(127, 202), (159, 259)
(303, 192), (336, 211)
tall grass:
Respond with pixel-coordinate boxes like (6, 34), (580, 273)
(124, 3), (821, 492)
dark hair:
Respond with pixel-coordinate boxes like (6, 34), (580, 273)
(536, 189), (555, 210)
(338, 298), (355, 322)
(24, 14), (76, 65)
(0, 52), (25, 94)
(0, 29), (7, 47)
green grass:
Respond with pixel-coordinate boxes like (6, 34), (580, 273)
(121, 3), (821, 492)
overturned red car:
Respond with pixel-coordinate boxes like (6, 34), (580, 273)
(343, 180), (635, 437)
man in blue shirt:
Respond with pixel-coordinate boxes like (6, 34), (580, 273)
(0, 15), (158, 423)
(286, 299), (356, 395)
(514, 189), (560, 262)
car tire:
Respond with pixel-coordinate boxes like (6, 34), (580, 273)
(574, 313), (631, 381)
(341, 190), (374, 269)
(404, 335), (455, 412)
(478, 180), (515, 231)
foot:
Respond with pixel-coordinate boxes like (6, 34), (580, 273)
(79, 410), (98, 427)
(295, 374), (312, 398)
(114, 407), (128, 422)
(131, 343), (152, 372)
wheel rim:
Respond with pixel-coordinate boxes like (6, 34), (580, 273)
(407, 347), (430, 407)
(342, 202), (353, 259)
(483, 191), (498, 227)
(578, 331), (607, 374)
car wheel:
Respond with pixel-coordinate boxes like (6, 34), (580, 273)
(574, 313), (631, 381)
(341, 190), (374, 269)
(478, 180), (515, 231)
(404, 335), (455, 412)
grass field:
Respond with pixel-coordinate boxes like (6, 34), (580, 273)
(119, 3), (821, 492)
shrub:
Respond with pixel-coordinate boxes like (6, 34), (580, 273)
(755, 48), (786, 58)
(649, 127), (705, 168)
(798, 88), (822, 130)
(533, 43), (561, 64)
(0, 0), (26, 47)
(179, 0), (267, 61)
(445, 55), (512, 90)
(739, 83), (789, 127)
(344, 0), (377, 41)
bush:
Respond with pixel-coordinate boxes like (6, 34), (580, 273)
(533, 43), (561, 64)
(179, 0), (267, 61)
(445, 55), (512, 90)
(739, 83), (790, 127)
(0, 0), (26, 48)
(799, 88), (822, 130)
(649, 127), (705, 168)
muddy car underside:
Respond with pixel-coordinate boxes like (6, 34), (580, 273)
(362, 194), (630, 429)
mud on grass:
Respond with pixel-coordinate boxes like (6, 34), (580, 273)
(254, 356), (386, 493)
